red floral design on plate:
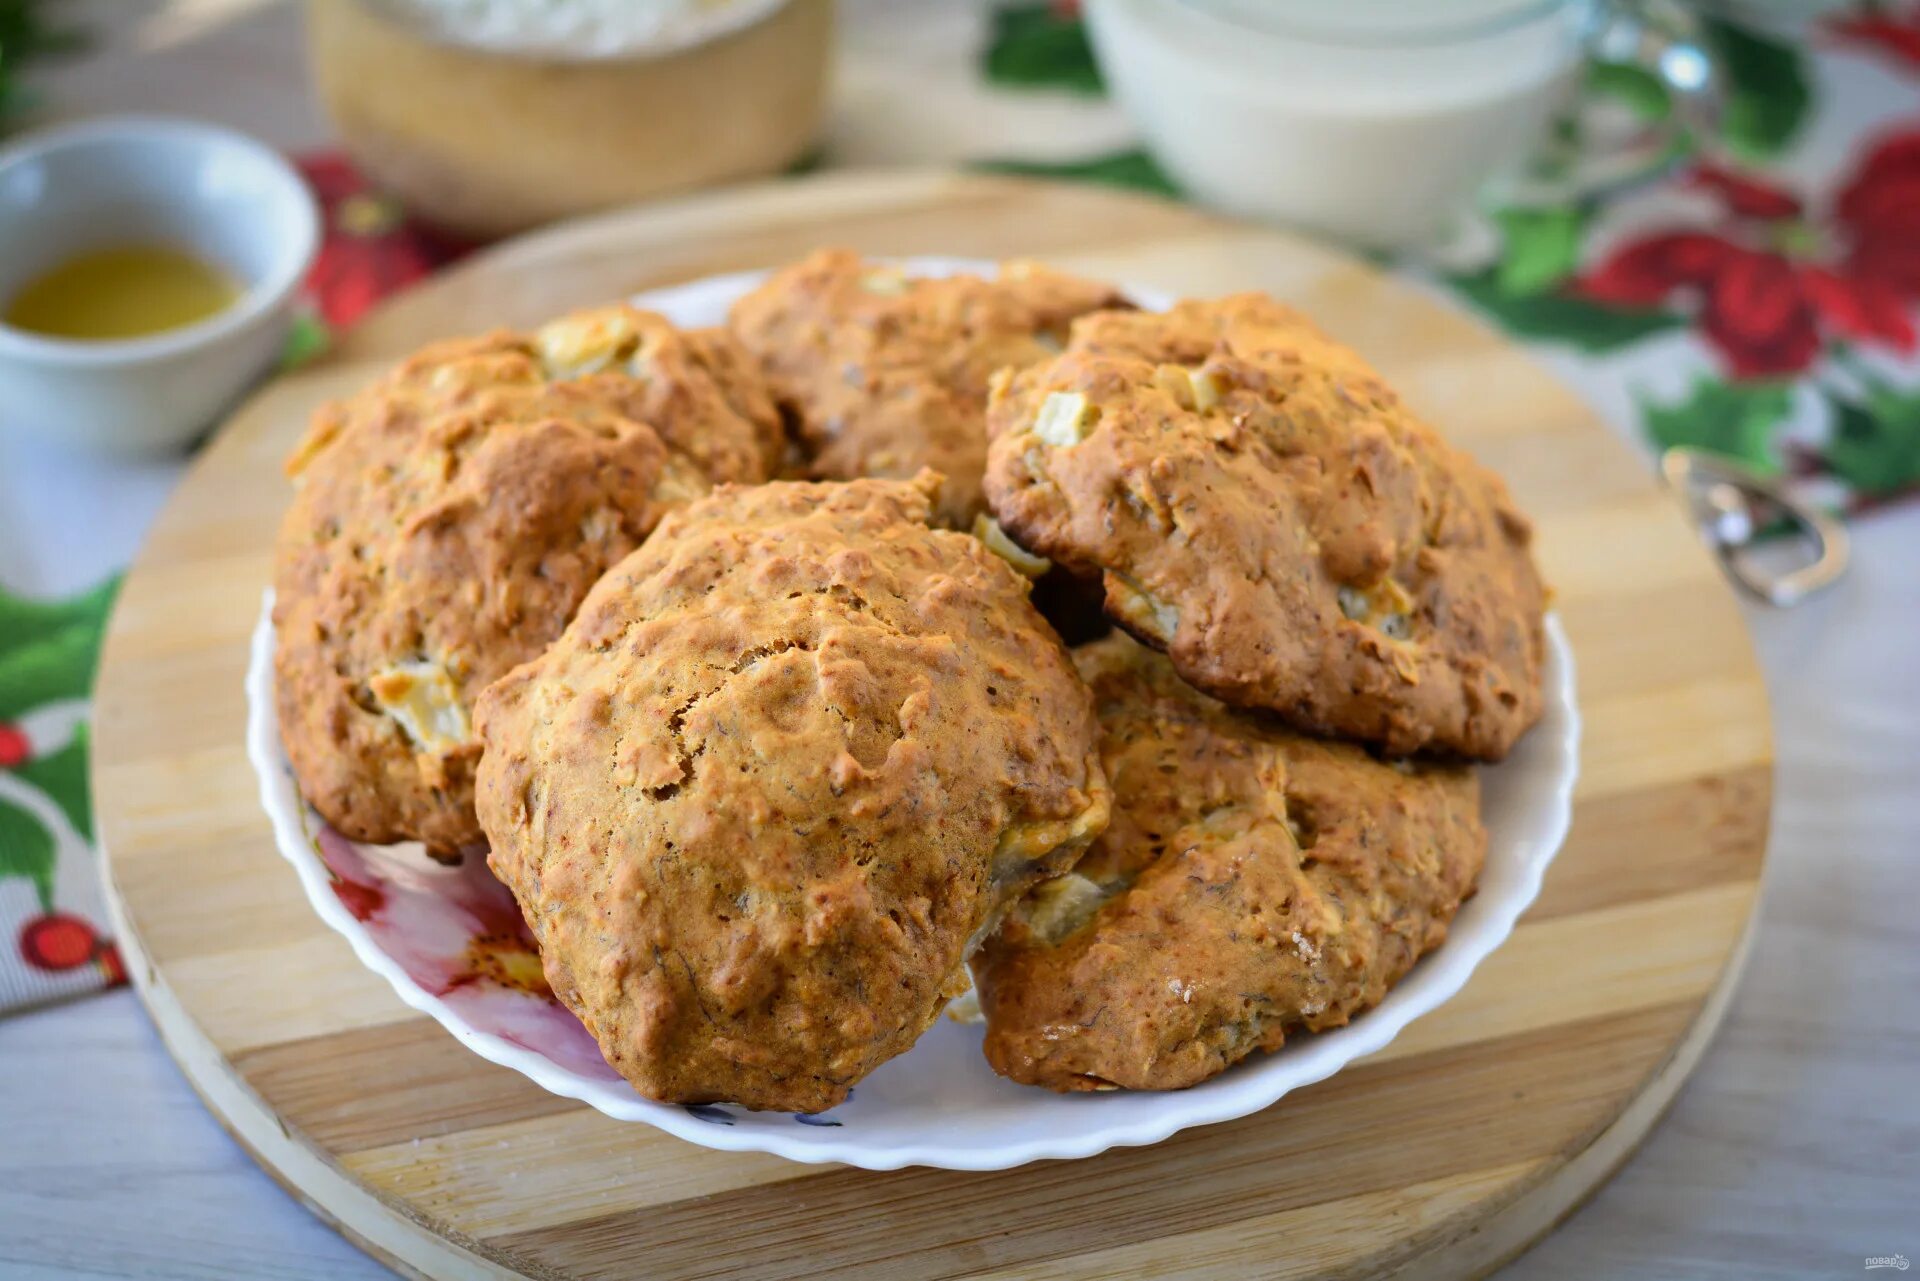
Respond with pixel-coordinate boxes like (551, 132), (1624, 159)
(330, 868), (385, 922)
(1576, 131), (1920, 378)
(310, 825), (615, 1080)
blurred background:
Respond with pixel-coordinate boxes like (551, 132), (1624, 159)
(8, 0), (1918, 509)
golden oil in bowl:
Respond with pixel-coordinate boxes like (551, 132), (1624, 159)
(3, 245), (240, 341)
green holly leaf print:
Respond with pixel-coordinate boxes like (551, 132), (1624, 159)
(0, 575), (117, 653)
(1825, 382), (1920, 499)
(1445, 268), (1684, 353)
(982, 4), (1104, 96)
(13, 723), (90, 843)
(0, 620), (105, 724)
(1493, 205), (1590, 297)
(0, 577), (117, 723)
(1703, 16), (1810, 162)
(1640, 375), (1793, 473)
(0, 794), (56, 912)
(977, 148), (1180, 198)
(1587, 60), (1671, 122)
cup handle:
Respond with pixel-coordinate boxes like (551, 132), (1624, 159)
(1511, 0), (1724, 202)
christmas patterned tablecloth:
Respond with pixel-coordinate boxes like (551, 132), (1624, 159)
(969, 1), (1920, 513)
(2, 0), (1917, 1014)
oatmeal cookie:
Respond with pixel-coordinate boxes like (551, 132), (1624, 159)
(729, 249), (1130, 526)
(473, 474), (1110, 1112)
(273, 305), (781, 856)
(974, 633), (1485, 1092)
(983, 295), (1546, 760)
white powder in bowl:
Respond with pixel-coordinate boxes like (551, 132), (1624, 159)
(375, 0), (789, 57)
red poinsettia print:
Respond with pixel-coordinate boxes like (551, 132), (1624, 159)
(1826, 3), (1920, 70)
(1578, 134), (1920, 378)
(296, 153), (470, 330)
(1687, 162), (1802, 220)
(1836, 132), (1920, 296)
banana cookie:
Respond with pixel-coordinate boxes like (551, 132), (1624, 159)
(473, 474), (1111, 1112)
(983, 295), (1546, 760)
(974, 633), (1485, 1093)
(729, 249), (1130, 526)
(273, 305), (782, 856)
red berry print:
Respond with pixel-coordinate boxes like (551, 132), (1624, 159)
(19, 912), (102, 972)
(0, 722), (28, 769)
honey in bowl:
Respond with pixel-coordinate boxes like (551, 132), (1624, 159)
(3, 245), (240, 341)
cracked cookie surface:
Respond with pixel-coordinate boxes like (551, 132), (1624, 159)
(273, 305), (782, 856)
(473, 474), (1110, 1111)
(973, 633), (1485, 1092)
(729, 248), (1130, 526)
(983, 294), (1546, 760)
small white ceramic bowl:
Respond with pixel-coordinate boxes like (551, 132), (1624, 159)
(0, 116), (319, 457)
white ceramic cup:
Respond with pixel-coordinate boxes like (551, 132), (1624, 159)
(0, 116), (319, 458)
(1084, 0), (1719, 251)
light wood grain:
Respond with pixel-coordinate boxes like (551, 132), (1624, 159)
(88, 170), (1771, 1280)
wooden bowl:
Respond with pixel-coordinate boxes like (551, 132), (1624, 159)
(305, 0), (833, 239)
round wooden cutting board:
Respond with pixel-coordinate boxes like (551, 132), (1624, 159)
(91, 170), (1771, 1281)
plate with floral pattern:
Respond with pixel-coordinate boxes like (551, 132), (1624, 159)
(248, 261), (1581, 1172)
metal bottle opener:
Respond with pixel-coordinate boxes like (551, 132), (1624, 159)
(1660, 447), (1849, 607)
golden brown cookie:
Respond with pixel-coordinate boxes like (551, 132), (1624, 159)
(473, 474), (1111, 1112)
(974, 633), (1485, 1093)
(273, 305), (782, 856)
(983, 295), (1546, 761)
(729, 249), (1131, 526)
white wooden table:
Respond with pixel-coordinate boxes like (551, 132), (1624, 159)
(1, 3), (1916, 1276)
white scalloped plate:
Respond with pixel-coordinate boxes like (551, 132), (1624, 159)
(248, 261), (1582, 1172)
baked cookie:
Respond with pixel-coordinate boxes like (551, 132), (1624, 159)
(974, 633), (1485, 1092)
(473, 474), (1111, 1112)
(983, 295), (1546, 760)
(729, 248), (1130, 526)
(273, 305), (782, 856)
